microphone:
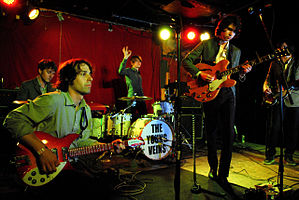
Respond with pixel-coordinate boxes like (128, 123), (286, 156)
(248, 3), (272, 15)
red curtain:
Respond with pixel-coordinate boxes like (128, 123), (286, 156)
(0, 12), (161, 112)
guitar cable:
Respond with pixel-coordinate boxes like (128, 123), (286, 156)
(113, 171), (153, 199)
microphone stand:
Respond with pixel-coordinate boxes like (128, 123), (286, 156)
(172, 15), (225, 200)
(255, 9), (294, 199)
(173, 15), (182, 200)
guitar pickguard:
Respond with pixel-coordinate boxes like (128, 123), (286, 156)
(208, 76), (227, 91)
(22, 162), (67, 186)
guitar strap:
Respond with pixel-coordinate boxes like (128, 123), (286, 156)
(79, 106), (88, 138)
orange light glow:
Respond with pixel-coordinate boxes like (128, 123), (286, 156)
(2, 0), (16, 6)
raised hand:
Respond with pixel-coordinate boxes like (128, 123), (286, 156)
(122, 46), (132, 59)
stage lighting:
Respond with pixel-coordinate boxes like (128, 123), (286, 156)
(183, 28), (199, 42)
(159, 28), (172, 40)
(200, 32), (210, 41)
(186, 31), (196, 41)
(2, 0), (16, 6)
(27, 7), (39, 20)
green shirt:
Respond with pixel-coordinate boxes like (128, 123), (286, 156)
(3, 91), (97, 148)
(118, 58), (144, 97)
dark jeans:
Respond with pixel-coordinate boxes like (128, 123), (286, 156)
(203, 88), (235, 178)
(266, 104), (299, 157)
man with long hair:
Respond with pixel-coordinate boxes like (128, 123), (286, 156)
(183, 14), (252, 188)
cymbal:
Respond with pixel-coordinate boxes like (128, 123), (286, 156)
(118, 96), (153, 101)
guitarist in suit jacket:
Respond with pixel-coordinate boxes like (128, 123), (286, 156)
(263, 40), (299, 166)
(16, 59), (57, 101)
(182, 14), (252, 188)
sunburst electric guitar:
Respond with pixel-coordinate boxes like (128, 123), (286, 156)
(187, 48), (290, 102)
(13, 131), (144, 187)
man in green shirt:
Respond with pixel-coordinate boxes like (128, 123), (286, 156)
(118, 46), (147, 121)
(4, 58), (124, 174)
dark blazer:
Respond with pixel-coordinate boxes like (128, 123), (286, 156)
(16, 77), (56, 101)
(182, 37), (241, 78)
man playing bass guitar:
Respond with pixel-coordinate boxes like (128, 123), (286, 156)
(263, 40), (299, 166)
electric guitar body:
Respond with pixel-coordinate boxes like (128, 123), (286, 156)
(187, 60), (236, 102)
(13, 131), (144, 187)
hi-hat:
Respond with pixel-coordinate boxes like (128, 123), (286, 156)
(118, 96), (152, 101)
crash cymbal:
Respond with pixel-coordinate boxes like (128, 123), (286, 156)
(118, 96), (153, 101)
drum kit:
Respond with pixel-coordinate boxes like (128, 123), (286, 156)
(91, 96), (176, 161)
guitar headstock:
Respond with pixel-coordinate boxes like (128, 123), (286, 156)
(274, 47), (291, 58)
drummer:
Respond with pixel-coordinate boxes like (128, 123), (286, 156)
(118, 46), (147, 121)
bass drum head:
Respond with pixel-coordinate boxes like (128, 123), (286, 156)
(129, 119), (174, 160)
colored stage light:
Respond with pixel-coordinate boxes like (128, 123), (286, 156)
(159, 28), (171, 40)
(200, 32), (210, 41)
(2, 0), (16, 6)
(28, 8), (39, 20)
(186, 31), (196, 41)
(183, 28), (199, 42)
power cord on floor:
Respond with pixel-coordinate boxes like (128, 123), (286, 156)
(113, 171), (153, 200)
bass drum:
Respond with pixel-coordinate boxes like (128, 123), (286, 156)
(128, 118), (174, 160)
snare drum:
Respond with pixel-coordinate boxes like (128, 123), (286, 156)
(152, 101), (174, 116)
(128, 118), (174, 160)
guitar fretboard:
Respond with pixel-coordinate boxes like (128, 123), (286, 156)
(219, 48), (290, 77)
(68, 143), (114, 157)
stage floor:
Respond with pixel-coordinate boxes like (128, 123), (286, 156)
(0, 142), (298, 200)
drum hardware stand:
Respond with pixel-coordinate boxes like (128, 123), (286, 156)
(111, 101), (136, 138)
(179, 124), (192, 150)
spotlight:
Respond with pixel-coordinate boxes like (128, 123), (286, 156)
(159, 29), (171, 40)
(158, 26), (172, 41)
(186, 30), (196, 41)
(183, 27), (199, 42)
(1, 0), (16, 6)
(200, 32), (210, 41)
(27, 7), (39, 20)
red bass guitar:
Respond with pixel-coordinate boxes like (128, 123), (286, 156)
(13, 131), (144, 187)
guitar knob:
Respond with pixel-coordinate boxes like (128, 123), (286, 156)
(32, 179), (37, 184)
(40, 178), (45, 183)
